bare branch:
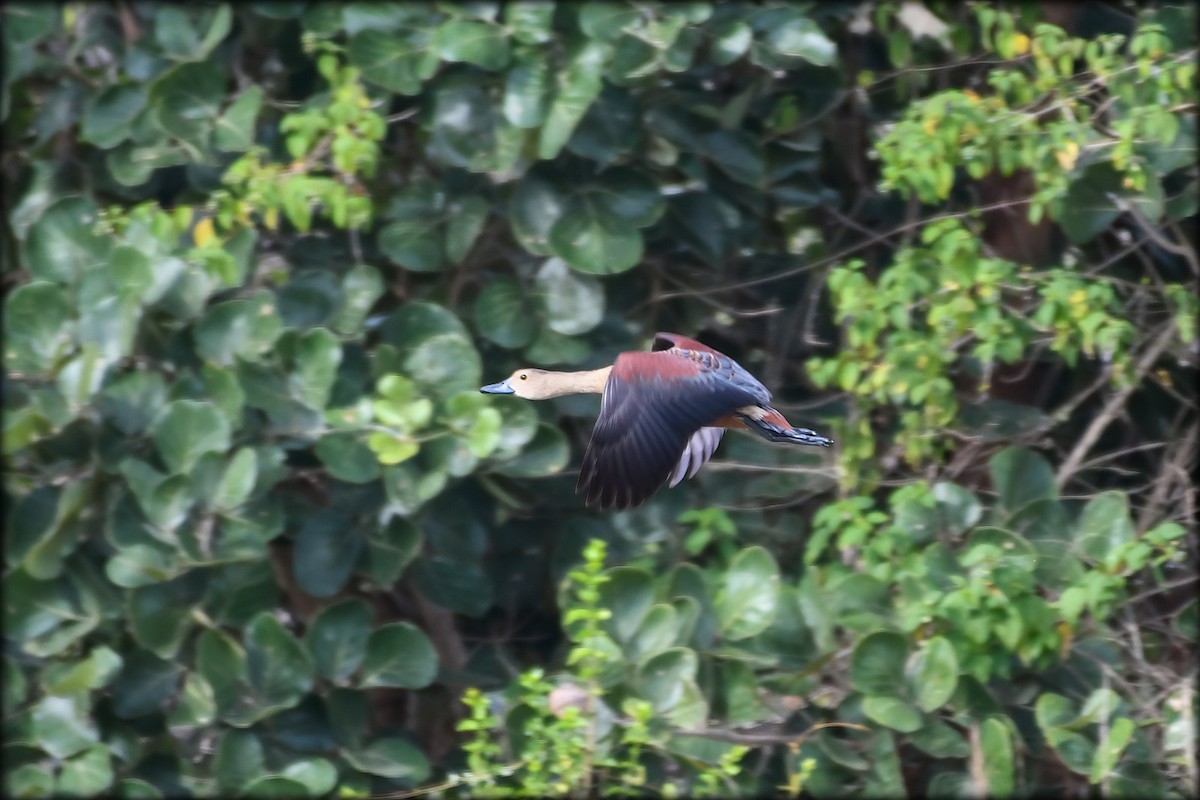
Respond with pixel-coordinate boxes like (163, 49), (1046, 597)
(1056, 322), (1180, 489)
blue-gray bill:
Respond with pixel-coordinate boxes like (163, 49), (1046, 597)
(480, 380), (515, 394)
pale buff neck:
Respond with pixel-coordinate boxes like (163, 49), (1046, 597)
(533, 366), (612, 398)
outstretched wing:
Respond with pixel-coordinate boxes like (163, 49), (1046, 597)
(577, 348), (760, 509)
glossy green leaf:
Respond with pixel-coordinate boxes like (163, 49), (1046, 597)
(1090, 716), (1135, 784)
(535, 256), (605, 335)
(909, 719), (971, 758)
(714, 546), (780, 640)
(503, 49), (551, 128)
(214, 729), (265, 794)
(862, 696), (923, 732)
(43, 646), (122, 696)
(379, 218), (444, 271)
(505, 1), (554, 44)
(194, 293), (284, 365)
(342, 737), (431, 781)
(166, 672), (216, 727)
(908, 635), (958, 712)
(29, 693), (98, 758)
(434, 19), (509, 70)
(636, 647), (697, 713)
(549, 197), (643, 274)
(291, 328), (342, 410)
(154, 5), (232, 62)
(128, 573), (205, 658)
(360, 622), (438, 689)
(56, 743), (114, 797)
(25, 196), (112, 283)
(403, 333), (482, 397)
(599, 567), (655, 643)
(628, 603), (678, 662)
(333, 265), (385, 335)
(539, 41), (608, 159)
(979, 717), (1015, 797)
(281, 758), (338, 796)
(766, 16), (836, 65)
(243, 612), (315, 716)
(1076, 491), (1135, 562)
(151, 401), (231, 476)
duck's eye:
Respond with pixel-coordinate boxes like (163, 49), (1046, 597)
(520, 374), (528, 380)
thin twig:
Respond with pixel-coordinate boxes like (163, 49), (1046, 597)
(1055, 322), (1179, 489)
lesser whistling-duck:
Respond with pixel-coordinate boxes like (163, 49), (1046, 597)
(480, 332), (833, 509)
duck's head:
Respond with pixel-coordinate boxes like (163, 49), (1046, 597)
(480, 368), (555, 400)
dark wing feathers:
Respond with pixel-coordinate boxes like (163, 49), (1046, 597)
(577, 351), (761, 509)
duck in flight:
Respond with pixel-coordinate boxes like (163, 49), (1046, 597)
(480, 332), (833, 510)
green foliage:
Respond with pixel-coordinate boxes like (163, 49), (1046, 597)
(3, 2), (1195, 799)
(445, 539), (751, 798)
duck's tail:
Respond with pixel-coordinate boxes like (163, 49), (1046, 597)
(736, 406), (834, 447)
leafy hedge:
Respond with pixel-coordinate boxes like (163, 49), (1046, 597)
(3, 2), (1196, 798)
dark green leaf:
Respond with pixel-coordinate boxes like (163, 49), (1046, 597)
(988, 446), (1056, 513)
(244, 612), (315, 713)
(148, 62), (226, 147)
(360, 622), (438, 689)
(81, 84), (146, 148)
(473, 277), (537, 348)
(293, 510), (365, 598)
(314, 433), (381, 484)
(305, 598), (374, 683)
(347, 30), (438, 95)
(111, 650), (184, 719)
(490, 422), (569, 476)
(363, 517), (422, 585)
(850, 631), (910, 697)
